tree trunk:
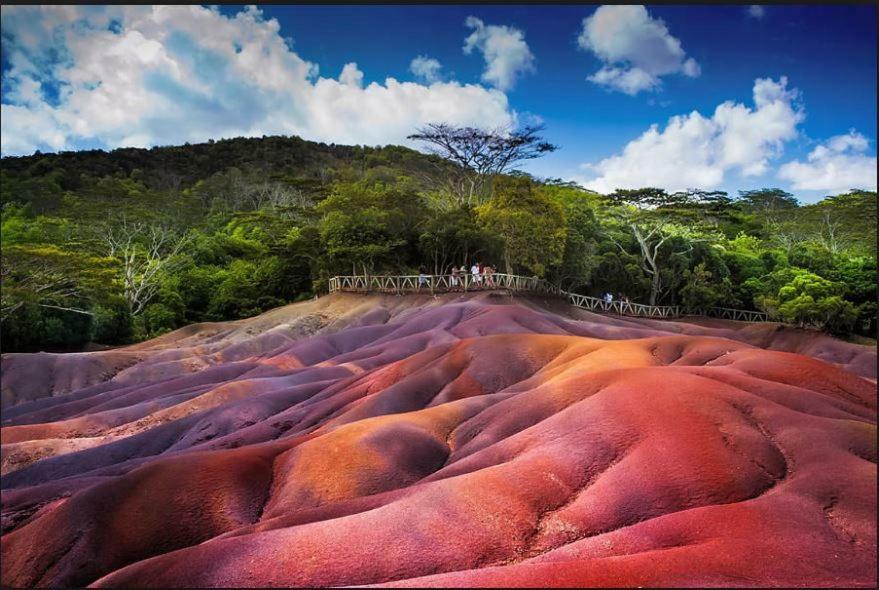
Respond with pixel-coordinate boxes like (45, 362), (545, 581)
(504, 249), (512, 274)
(649, 271), (661, 306)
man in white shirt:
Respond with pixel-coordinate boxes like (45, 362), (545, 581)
(471, 262), (481, 288)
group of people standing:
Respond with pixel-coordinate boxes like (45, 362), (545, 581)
(602, 292), (630, 305)
(417, 262), (498, 291)
(413, 269), (630, 302)
(449, 262), (497, 291)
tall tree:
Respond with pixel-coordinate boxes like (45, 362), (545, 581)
(606, 187), (671, 208)
(737, 188), (799, 218)
(0, 245), (105, 322)
(802, 190), (877, 256)
(542, 184), (602, 291)
(103, 219), (189, 315)
(606, 207), (704, 306)
(408, 123), (558, 206)
(476, 176), (566, 276)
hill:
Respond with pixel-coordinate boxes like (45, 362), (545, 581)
(0, 292), (876, 587)
(2, 134), (876, 356)
(0, 135), (450, 213)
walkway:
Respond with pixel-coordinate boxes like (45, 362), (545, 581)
(328, 274), (770, 322)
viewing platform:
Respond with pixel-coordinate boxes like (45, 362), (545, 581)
(328, 274), (770, 322)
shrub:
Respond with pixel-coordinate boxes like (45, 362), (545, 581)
(757, 268), (857, 333)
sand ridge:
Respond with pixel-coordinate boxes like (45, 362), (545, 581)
(0, 293), (875, 587)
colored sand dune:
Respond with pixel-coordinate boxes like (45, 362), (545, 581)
(1, 292), (876, 587)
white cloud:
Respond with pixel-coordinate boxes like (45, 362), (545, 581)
(587, 66), (659, 95)
(778, 130), (877, 193)
(338, 62), (364, 87)
(0, 103), (69, 154)
(747, 5), (766, 19)
(409, 56), (442, 84)
(578, 76), (805, 193)
(578, 5), (701, 95)
(0, 5), (516, 156)
(463, 16), (535, 91)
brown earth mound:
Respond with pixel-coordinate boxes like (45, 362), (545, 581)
(1, 293), (875, 587)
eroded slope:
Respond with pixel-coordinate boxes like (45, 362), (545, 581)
(1, 293), (875, 588)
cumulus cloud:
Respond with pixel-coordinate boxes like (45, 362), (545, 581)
(579, 76), (805, 193)
(778, 130), (877, 193)
(409, 55), (442, 84)
(578, 5), (701, 95)
(338, 62), (364, 87)
(463, 16), (535, 91)
(747, 5), (766, 19)
(0, 5), (516, 156)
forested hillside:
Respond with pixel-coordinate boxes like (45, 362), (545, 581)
(1, 134), (876, 352)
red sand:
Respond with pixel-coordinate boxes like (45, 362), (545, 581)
(1, 293), (875, 588)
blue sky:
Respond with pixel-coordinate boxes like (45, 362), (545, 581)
(1, 4), (876, 202)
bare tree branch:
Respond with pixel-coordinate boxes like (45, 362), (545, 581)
(103, 218), (189, 316)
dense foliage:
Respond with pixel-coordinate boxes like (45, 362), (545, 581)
(1, 135), (875, 351)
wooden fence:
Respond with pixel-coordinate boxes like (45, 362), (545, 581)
(327, 274), (770, 322)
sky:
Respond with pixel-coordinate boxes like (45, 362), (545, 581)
(1, 4), (876, 202)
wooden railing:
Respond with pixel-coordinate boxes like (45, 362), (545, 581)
(328, 274), (771, 322)
(566, 292), (680, 319)
(685, 306), (769, 322)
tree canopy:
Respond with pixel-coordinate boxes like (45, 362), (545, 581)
(1, 132), (875, 351)
(407, 123), (558, 206)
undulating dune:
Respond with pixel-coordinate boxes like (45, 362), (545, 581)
(1, 292), (875, 587)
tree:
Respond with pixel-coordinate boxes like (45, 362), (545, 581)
(418, 206), (498, 275)
(814, 210), (850, 255)
(669, 189), (733, 208)
(103, 218), (189, 315)
(680, 262), (721, 309)
(408, 123), (558, 206)
(542, 184), (601, 291)
(754, 267), (857, 333)
(316, 181), (422, 275)
(0, 244), (118, 351)
(801, 190), (877, 256)
(0, 245), (103, 322)
(476, 176), (566, 276)
(606, 187), (672, 208)
(737, 188), (799, 216)
(605, 206), (704, 306)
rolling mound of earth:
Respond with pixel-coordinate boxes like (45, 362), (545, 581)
(1, 292), (876, 588)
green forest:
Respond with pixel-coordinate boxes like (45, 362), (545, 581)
(1, 133), (876, 352)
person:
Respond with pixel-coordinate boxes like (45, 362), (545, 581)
(471, 261), (481, 289)
(418, 268), (429, 290)
(485, 264), (496, 288)
(607, 292), (616, 311)
(450, 265), (460, 291)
